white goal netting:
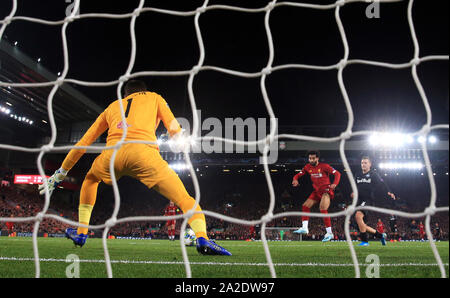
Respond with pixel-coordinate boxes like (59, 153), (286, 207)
(0, 0), (448, 278)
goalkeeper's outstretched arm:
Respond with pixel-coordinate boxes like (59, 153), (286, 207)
(61, 112), (108, 172)
(38, 112), (108, 196)
(156, 94), (182, 138)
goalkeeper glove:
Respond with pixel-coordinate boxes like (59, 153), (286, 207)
(38, 168), (67, 196)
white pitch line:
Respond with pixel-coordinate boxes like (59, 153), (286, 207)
(0, 257), (448, 267)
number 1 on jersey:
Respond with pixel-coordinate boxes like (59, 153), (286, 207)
(125, 98), (133, 118)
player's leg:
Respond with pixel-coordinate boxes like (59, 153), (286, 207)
(356, 211), (386, 246)
(169, 222), (176, 240)
(65, 170), (101, 247)
(319, 193), (333, 242)
(166, 221), (171, 240)
(66, 149), (121, 247)
(355, 211), (369, 246)
(153, 174), (231, 255)
(131, 145), (231, 255)
(154, 175), (207, 239)
(78, 171), (101, 234)
(294, 198), (316, 234)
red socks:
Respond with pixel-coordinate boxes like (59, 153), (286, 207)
(302, 206), (310, 221)
(302, 206), (332, 229)
(321, 210), (331, 228)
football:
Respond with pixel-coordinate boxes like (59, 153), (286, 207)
(183, 228), (197, 246)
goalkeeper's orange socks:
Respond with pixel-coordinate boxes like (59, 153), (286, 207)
(77, 204), (93, 235)
(177, 197), (209, 240)
(189, 218), (208, 240)
(77, 173), (99, 235)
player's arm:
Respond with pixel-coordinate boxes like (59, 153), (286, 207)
(373, 171), (396, 200)
(292, 167), (307, 187)
(156, 95), (182, 138)
(38, 112), (108, 196)
(326, 164), (341, 190)
(62, 112), (108, 171)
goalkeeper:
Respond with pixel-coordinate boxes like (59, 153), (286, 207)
(38, 80), (231, 256)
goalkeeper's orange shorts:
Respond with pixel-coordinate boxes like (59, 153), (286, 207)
(87, 143), (191, 204)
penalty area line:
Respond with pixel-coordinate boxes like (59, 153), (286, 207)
(0, 257), (448, 267)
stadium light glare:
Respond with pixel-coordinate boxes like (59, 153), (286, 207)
(379, 162), (424, 170)
(369, 134), (381, 146)
(369, 133), (439, 148)
(369, 133), (407, 148)
(2, 106), (34, 125)
(169, 163), (189, 171)
(428, 135), (438, 144)
(405, 135), (414, 144)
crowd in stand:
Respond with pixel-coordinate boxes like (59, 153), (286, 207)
(0, 186), (72, 235)
(0, 169), (448, 241)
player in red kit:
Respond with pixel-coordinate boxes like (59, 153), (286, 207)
(418, 221), (425, 241)
(6, 221), (14, 236)
(292, 151), (341, 242)
(165, 201), (179, 241)
(376, 218), (384, 234)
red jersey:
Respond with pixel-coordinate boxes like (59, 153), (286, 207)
(377, 221), (384, 233)
(5, 222), (14, 230)
(419, 224), (425, 233)
(164, 205), (178, 217)
(294, 162), (341, 191)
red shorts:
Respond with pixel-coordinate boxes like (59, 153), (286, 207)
(166, 220), (176, 227)
(308, 187), (335, 202)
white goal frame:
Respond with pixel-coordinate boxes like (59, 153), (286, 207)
(0, 0), (448, 278)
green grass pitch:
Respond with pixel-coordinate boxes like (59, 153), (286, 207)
(0, 237), (448, 278)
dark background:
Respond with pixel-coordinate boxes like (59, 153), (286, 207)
(0, 0), (448, 130)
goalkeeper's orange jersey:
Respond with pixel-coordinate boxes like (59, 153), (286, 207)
(61, 91), (182, 171)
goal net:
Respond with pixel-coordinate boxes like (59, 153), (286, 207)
(0, 0), (448, 278)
